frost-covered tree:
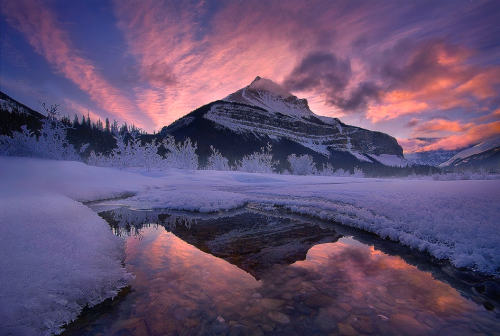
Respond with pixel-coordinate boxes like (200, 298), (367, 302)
(87, 130), (161, 170)
(317, 163), (336, 176)
(288, 154), (316, 175)
(352, 166), (365, 178)
(163, 136), (198, 171)
(237, 143), (279, 173)
(0, 103), (86, 161)
(206, 145), (231, 171)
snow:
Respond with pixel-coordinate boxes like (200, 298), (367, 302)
(368, 154), (410, 167)
(223, 77), (314, 119)
(349, 150), (373, 162)
(2, 156), (499, 334)
(439, 134), (500, 167)
(113, 170), (500, 275)
(204, 103), (333, 155)
(0, 156), (167, 335)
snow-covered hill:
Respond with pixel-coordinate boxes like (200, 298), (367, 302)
(163, 77), (408, 170)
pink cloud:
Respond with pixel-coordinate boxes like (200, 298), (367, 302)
(1, 0), (152, 129)
(420, 121), (500, 151)
(411, 119), (475, 137)
(359, 40), (500, 132)
(397, 138), (428, 153)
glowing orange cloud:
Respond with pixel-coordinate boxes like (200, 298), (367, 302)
(412, 119), (475, 137)
(367, 92), (428, 122)
(1, 0), (150, 128)
(421, 121), (500, 151)
(366, 41), (500, 126)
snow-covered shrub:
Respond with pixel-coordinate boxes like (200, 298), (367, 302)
(163, 136), (198, 171)
(237, 143), (279, 173)
(86, 150), (112, 167)
(87, 131), (162, 170)
(317, 163), (335, 176)
(0, 104), (84, 161)
(334, 168), (350, 177)
(352, 166), (365, 178)
(430, 169), (493, 181)
(288, 154), (316, 175)
(206, 145), (231, 171)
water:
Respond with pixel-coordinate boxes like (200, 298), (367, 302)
(63, 206), (500, 336)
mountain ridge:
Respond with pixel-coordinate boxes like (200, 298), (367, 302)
(162, 77), (408, 171)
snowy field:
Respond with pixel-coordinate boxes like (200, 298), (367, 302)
(1, 156), (499, 334)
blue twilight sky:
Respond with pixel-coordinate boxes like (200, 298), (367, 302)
(1, 0), (499, 152)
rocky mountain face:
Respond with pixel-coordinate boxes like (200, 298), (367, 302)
(162, 77), (406, 171)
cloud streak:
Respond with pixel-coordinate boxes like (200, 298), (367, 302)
(1, 0), (151, 128)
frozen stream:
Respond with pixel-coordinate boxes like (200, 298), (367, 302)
(63, 206), (500, 336)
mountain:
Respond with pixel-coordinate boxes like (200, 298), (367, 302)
(162, 77), (408, 172)
(0, 91), (45, 136)
(404, 138), (464, 166)
(0, 91), (45, 118)
(439, 135), (500, 171)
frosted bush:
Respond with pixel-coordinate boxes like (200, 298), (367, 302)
(0, 110), (84, 161)
(318, 163), (335, 176)
(87, 131), (162, 170)
(87, 150), (113, 167)
(206, 145), (231, 171)
(163, 136), (198, 171)
(352, 166), (365, 178)
(237, 143), (279, 173)
(430, 169), (493, 181)
(288, 154), (316, 175)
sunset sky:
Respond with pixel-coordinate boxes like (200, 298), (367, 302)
(1, 0), (499, 152)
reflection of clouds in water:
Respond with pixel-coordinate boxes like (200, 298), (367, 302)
(294, 241), (471, 317)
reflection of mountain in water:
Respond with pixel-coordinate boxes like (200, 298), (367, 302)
(99, 207), (342, 279)
(168, 212), (342, 279)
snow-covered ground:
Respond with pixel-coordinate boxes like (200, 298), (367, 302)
(0, 156), (167, 335)
(1, 156), (499, 334)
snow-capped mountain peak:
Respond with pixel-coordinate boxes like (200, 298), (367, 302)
(164, 76), (405, 170)
(223, 76), (313, 119)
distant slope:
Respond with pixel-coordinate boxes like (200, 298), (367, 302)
(439, 135), (500, 171)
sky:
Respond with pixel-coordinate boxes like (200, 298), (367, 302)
(1, 0), (499, 153)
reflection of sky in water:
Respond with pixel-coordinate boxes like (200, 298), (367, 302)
(71, 226), (499, 336)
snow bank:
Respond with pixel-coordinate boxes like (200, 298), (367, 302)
(122, 171), (500, 274)
(0, 157), (167, 335)
(122, 187), (249, 212)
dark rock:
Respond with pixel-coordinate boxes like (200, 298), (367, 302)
(174, 307), (192, 321)
(113, 329), (134, 336)
(303, 294), (335, 309)
(314, 316), (338, 333)
(483, 301), (495, 310)
(293, 302), (311, 315)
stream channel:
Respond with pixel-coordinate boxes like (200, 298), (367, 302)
(62, 203), (500, 336)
